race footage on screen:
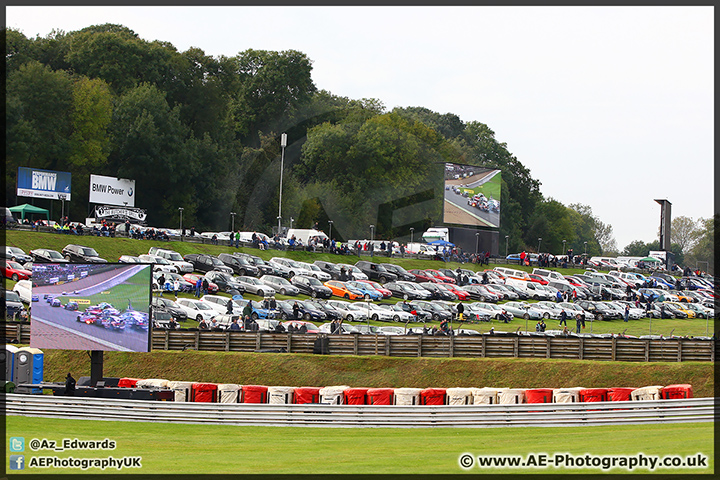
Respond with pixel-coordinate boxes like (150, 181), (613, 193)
(30, 263), (152, 352)
(443, 163), (501, 229)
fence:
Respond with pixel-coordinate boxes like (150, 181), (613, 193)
(4, 323), (715, 362)
(3, 393), (713, 428)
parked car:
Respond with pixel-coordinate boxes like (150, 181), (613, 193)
(235, 298), (277, 320)
(4, 246), (32, 264)
(282, 320), (320, 333)
(336, 263), (368, 281)
(355, 280), (392, 299)
(151, 297), (188, 321)
(29, 248), (68, 263)
(408, 269), (439, 283)
(424, 269), (456, 284)
(235, 275), (277, 297)
(502, 301), (544, 320)
(269, 257), (315, 278)
(182, 273), (219, 294)
(138, 254), (179, 273)
(354, 260), (398, 284)
(203, 270), (245, 294)
(118, 255), (141, 263)
(2, 260), (32, 281)
(313, 260), (343, 280)
(327, 300), (369, 322)
(324, 280), (364, 300)
(576, 300), (621, 321)
(376, 303), (417, 323)
(419, 282), (457, 301)
(295, 261), (332, 281)
(235, 253), (279, 277)
(4, 290), (26, 317)
(259, 275), (300, 296)
(344, 281), (383, 300)
(183, 253), (233, 274)
(61, 244), (107, 263)
(318, 322), (360, 335)
(412, 300), (453, 322)
(176, 298), (218, 322)
(379, 263), (416, 282)
(290, 275), (333, 298)
(384, 281), (432, 300)
(12, 280), (33, 304)
(151, 248), (194, 273)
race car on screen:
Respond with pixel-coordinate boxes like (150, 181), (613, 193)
(120, 310), (149, 331)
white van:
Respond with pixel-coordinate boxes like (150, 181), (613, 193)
(286, 229), (328, 245)
(531, 268), (568, 285)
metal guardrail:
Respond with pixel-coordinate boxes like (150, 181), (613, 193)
(2, 323), (715, 362)
(4, 394), (714, 428)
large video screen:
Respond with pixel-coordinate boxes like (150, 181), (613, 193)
(30, 263), (152, 352)
(443, 163), (501, 229)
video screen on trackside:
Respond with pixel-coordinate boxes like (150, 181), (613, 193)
(30, 263), (152, 352)
(443, 163), (501, 229)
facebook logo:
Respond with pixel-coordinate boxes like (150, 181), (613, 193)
(9, 437), (25, 452)
(10, 455), (25, 470)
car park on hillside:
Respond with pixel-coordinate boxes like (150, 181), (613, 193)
(61, 244), (107, 263)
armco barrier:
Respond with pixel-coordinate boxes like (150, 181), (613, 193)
(3, 323), (715, 362)
(3, 394), (714, 428)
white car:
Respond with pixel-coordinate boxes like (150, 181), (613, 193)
(558, 302), (594, 321)
(176, 298), (217, 322)
(151, 248), (194, 273)
(362, 302), (397, 322)
(377, 304), (416, 323)
(199, 295), (243, 314)
(318, 322), (360, 334)
(378, 325), (406, 336)
(336, 263), (369, 281)
(138, 254), (178, 274)
(296, 261), (331, 281)
(269, 257), (315, 278)
(13, 279), (33, 304)
(327, 300), (368, 322)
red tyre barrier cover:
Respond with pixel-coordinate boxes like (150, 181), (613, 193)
(579, 388), (609, 402)
(525, 388), (554, 404)
(118, 378), (140, 388)
(367, 388), (394, 405)
(191, 383), (218, 403)
(344, 387), (369, 405)
(294, 387), (321, 404)
(608, 387), (635, 401)
(242, 385), (268, 403)
(420, 388), (446, 405)
(660, 384), (693, 399)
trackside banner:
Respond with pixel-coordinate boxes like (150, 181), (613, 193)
(89, 175), (136, 207)
(17, 167), (72, 200)
(95, 205), (147, 223)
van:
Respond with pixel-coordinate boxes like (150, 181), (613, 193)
(286, 229), (328, 245)
(532, 268), (568, 284)
(493, 267), (530, 281)
(590, 257), (623, 269)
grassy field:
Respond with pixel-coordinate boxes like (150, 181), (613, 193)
(4, 230), (715, 337)
(6, 416), (713, 474)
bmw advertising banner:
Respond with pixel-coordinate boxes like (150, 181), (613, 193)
(17, 167), (72, 200)
(89, 174), (136, 207)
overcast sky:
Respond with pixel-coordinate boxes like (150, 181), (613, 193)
(6, 6), (714, 250)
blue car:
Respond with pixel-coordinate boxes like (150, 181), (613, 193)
(31, 294), (39, 302)
(649, 276), (674, 290)
(345, 281), (382, 301)
(234, 297), (275, 320)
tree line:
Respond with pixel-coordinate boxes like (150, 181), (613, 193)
(3, 24), (712, 269)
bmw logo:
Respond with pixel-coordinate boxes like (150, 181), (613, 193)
(128, 188), (134, 197)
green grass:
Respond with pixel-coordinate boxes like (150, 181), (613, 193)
(6, 416), (713, 474)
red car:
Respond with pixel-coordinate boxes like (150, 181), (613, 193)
(408, 269), (439, 283)
(440, 283), (470, 301)
(183, 273), (219, 293)
(355, 280), (392, 299)
(528, 273), (549, 285)
(425, 269), (456, 284)
(3, 261), (32, 281)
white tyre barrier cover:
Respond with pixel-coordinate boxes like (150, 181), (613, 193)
(319, 385), (349, 405)
(498, 388), (526, 404)
(446, 387), (474, 405)
(136, 378), (170, 389)
(393, 388), (422, 405)
(218, 384), (241, 404)
(470, 387), (502, 405)
(631, 385), (663, 401)
(168, 381), (194, 402)
(552, 387), (585, 404)
(268, 386), (296, 404)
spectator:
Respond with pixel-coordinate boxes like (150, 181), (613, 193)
(292, 301), (300, 320)
(243, 300), (253, 319)
(173, 279), (180, 300)
(559, 309), (567, 327)
(157, 274), (166, 297)
(202, 278), (209, 295)
(229, 318), (241, 330)
(198, 319), (209, 330)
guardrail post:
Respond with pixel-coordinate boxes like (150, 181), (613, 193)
(546, 337), (551, 358)
(449, 335), (454, 357)
(676, 339), (682, 362)
(645, 340), (650, 362)
(353, 334), (358, 355)
(256, 332), (262, 351)
(417, 335), (422, 357)
(195, 331), (200, 349)
(384, 336), (391, 356)
(287, 333), (292, 353)
(17, 323), (23, 343)
(611, 336), (617, 361)
(481, 335), (486, 357)
(513, 337), (519, 357)
(164, 330), (169, 350)
(226, 332), (230, 352)
(578, 337), (584, 360)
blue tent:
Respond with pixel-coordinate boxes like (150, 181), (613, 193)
(427, 240), (455, 247)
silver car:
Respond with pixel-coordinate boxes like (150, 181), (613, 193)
(236, 275), (278, 297)
(259, 275), (299, 296)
